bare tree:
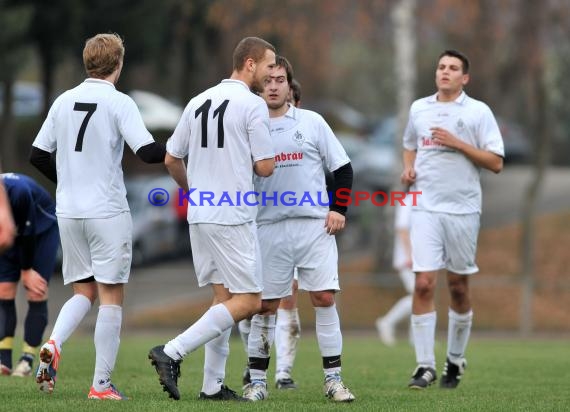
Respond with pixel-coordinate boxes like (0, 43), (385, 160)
(376, 0), (416, 268)
(516, 0), (549, 336)
(0, 4), (32, 170)
(392, 0), (417, 146)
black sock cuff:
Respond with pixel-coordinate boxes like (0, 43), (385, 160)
(248, 357), (270, 371)
(0, 299), (16, 307)
(27, 300), (48, 309)
(323, 355), (341, 369)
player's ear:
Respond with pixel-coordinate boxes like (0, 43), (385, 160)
(246, 58), (256, 73)
(462, 73), (470, 86)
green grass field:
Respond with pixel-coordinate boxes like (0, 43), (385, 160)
(1, 334), (567, 411)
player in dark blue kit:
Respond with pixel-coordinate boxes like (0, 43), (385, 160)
(0, 173), (58, 377)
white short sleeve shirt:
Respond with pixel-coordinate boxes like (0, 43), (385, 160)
(166, 79), (274, 225)
(403, 92), (504, 214)
(32, 78), (154, 218)
(254, 105), (350, 225)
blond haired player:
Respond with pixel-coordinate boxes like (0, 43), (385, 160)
(31, 33), (165, 399)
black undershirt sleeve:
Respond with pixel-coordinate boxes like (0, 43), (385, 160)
(30, 147), (57, 183)
(136, 142), (166, 164)
(329, 162), (353, 216)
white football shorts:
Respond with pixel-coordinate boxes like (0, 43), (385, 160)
(410, 210), (480, 275)
(258, 217), (339, 299)
(190, 222), (262, 294)
(58, 212), (132, 285)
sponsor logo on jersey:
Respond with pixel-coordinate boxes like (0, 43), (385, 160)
(274, 151), (304, 163)
(421, 136), (445, 147)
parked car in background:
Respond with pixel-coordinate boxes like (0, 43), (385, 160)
(0, 81), (43, 117)
(337, 132), (397, 193)
(126, 174), (189, 266)
(334, 132), (396, 255)
(497, 117), (532, 163)
(128, 90), (183, 131)
(308, 99), (370, 133)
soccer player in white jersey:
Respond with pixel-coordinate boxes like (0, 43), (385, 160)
(241, 56), (355, 402)
(272, 78), (304, 387)
(238, 78), (303, 390)
(147, 37), (276, 402)
(375, 191), (414, 347)
(30, 33), (166, 400)
(401, 50), (504, 389)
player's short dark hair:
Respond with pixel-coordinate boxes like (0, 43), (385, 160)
(438, 49), (470, 74)
(275, 55), (294, 85)
(232, 37), (276, 71)
(83, 33), (125, 79)
(290, 78), (302, 107)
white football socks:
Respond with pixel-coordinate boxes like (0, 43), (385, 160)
(411, 311), (436, 368)
(49, 294), (92, 352)
(92, 305), (122, 392)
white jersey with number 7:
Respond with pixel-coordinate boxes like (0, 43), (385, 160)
(32, 78), (154, 218)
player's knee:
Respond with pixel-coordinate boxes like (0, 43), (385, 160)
(0, 282), (17, 299)
(259, 298), (280, 315)
(73, 283), (98, 304)
(310, 291), (335, 307)
(448, 280), (468, 303)
(245, 296), (262, 318)
(414, 277), (435, 299)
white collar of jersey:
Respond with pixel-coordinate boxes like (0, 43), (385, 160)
(271, 104), (297, 122)
(84, 78), (115, 88)
(284, 104), (297, 119)
(221, 79), (250, 90)
(428, 90), (467, 104)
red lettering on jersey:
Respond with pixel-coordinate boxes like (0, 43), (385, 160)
(274, 152), (304, 163)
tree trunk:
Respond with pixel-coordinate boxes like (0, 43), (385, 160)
(517, 1), (548, 337)
(392, 0), (417, 149)
(376, 0), (416, 269)
(40, 46), (54, 119)
(1, 78), (16, 171)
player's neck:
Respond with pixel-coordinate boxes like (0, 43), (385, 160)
(269, 103), (289, 118)
(230, 70), (252, 88)
(436, 88), (462, 102)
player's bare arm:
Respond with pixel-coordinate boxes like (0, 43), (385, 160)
(430, 127), (503, 173)
(402, 149), (417, 185)
(254, 158), (275, 177)
(165, 153), (189, 191)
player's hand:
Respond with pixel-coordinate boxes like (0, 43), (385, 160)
(0, 209), (15, 253)
(430, 127), (462, 150)
(325, 211), (346, 235)
(401, 166), (416, 186)
(21, 269), (48, 299)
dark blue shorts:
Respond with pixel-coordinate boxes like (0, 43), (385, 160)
(0, 223), (59, 283)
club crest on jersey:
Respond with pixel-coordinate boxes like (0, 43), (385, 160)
(455, 118), (466, 133)
(292, 130), (305, 146)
